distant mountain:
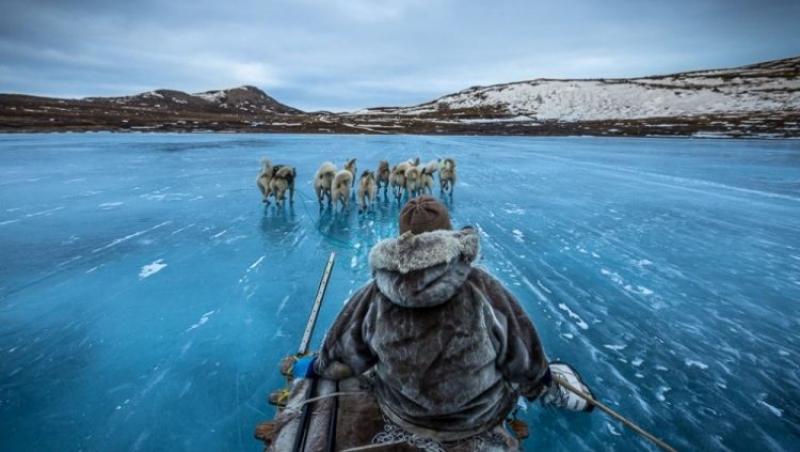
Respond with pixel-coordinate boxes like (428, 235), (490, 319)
(360, 57), (800, 122)
(0, 57), (798, 137)
(85, 85), (302, 115)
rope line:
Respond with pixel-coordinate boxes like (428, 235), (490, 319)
(340, 440), (408, 451)
(284, 390), (369, 413)
(294, 189), (361, 251)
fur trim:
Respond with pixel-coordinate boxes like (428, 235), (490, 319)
(369, 228), (479, 274)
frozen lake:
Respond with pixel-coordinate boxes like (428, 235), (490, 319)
(1, 133), (799, 451)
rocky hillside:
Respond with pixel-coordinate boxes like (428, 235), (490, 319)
(0, 85), (311, 132)
(0, 57), (798, 137)
(84, 85), (301, 115)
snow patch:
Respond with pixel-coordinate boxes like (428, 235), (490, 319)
(247, 256), (265, 271)
(558, 303), (589, 330)
(685, 359), (709, 370)
(603, 344), (627, 351)
(277, 295), (290, 315)
(502, 205), (526, 215)
(186, 310), (215, 332)
(139, 259), (167, 279)
(601, 268), (624, 285)
(656, 386), (671, 402)
(395, 74), (800, 121)
(759, 400), (783, 417)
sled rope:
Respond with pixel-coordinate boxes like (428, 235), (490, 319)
(340, 440), (408, 451)
(553, 376), (678, 452)
(284, 391), (369, 412)
(295, 190), (361, 251)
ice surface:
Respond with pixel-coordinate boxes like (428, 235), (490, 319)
(1, 133), (799, 451)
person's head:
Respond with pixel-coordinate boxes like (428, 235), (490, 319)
(399, 196), (452, 235)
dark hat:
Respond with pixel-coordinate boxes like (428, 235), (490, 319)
(399, 196), (452, 235)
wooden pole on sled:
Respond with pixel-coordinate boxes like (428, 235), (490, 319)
(298, 251), (336, 356)
(292, 251), (336, 452)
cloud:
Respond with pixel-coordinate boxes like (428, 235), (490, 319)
(0, 0), (797, 111)
(300, 0), (430, 22)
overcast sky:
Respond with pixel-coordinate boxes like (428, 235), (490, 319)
(1, 0), (798, 111)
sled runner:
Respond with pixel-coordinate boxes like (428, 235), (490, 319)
(253, 251), (397, 451)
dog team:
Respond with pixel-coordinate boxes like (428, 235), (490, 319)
(257, 157), (456, 212)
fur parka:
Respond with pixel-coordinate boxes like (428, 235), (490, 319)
(316, 228), (549, 441)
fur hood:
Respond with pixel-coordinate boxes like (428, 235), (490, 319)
(369, 228), (479, 308)
(369, 228), (479, 274)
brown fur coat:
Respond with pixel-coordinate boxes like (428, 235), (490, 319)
(316, 228), (549, 441)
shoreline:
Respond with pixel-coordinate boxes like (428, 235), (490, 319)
(1, 129), (798, 141)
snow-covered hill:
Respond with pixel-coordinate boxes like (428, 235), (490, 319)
(2, 57), (798, 137)
(86, 85), (302, 115)
(365, 57), (800, 121)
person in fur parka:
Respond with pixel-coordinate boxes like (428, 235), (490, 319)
(309, 196), (593, 447)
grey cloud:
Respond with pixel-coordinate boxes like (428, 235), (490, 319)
(0, 0), (797, 111)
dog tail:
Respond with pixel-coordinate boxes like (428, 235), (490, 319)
(318, 162), (336, 179)
(422, 160), (439, 175)
(274, 166), (294, 179)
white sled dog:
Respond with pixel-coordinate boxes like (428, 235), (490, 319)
(376, 160), (390, 196)
(269, 165), (296, 207)
(314, 162), (337, 205)
(419, 160), (438, 195)
(332, 169), (354, 210)
(404, 164), (422, 198)
(439, 158), (457, 195)
(390, 161), (411, 199)
(256, 159), (274, 203)
(357, 170), (377, 213)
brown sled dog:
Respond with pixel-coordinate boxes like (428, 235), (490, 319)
(256, 159), (274, 203)
(357, 170), (377, 213)
(439, 158), (456, 195)
(269, 165), (296, 207)
(404, 164), (422, 198)
(376, 160), (390, 197)
(257, 159), (295, 205)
